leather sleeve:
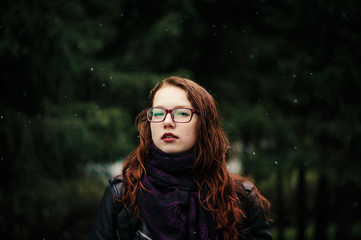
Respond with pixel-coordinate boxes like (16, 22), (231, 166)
(244, 189), (272, 240)
(88, 185), (119, 240)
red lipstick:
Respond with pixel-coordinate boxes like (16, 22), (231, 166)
(161, 133), (178, 142)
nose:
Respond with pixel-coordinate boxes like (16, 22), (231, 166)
(163, 112), (175, 127)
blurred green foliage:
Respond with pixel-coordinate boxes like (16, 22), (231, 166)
(1, 0), (361, 239)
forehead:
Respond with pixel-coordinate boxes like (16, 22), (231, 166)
(152, 86), (192, 108)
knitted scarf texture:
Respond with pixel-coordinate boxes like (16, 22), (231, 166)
(137, 143), (220, 240)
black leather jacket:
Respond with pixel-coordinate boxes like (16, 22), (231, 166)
(89, 178), (272, 240)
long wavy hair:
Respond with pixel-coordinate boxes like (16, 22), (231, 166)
(120, 76), (270, 240)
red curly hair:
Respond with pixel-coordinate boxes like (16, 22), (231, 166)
(120, 76), (270, 240)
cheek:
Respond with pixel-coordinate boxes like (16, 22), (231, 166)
(188, 123), (198, 140)
(150, 124), (157, 139)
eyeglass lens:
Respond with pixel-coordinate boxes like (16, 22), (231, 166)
(147, 108), (193, 122)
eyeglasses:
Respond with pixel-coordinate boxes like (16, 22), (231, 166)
(146, 107), (199, 123)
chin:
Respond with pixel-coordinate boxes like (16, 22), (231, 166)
(160, 147), (180, 155)
(161, 147), (193, 156)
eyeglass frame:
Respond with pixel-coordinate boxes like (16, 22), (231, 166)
(145, 107), (199, 123)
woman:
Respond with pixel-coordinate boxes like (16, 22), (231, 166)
(89, 76), (272, 240)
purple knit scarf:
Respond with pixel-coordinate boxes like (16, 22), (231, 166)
(137, 143), (220, 240)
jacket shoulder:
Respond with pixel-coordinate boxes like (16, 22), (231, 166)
(236, 181), (273, 239)
(242, 181), (255, 193)
(89, 177), (124, 240)
(235, 180), (259, 207)
(109, 176), (124, 200)
(234, 180), (255, 195)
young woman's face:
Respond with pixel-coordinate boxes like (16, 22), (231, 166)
(150, 86), (198, 155)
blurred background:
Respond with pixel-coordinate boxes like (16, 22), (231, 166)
(1, 0), (360, 239)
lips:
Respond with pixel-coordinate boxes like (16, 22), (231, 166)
(161, 133), (178, 142)
(161, 133), (178, 139)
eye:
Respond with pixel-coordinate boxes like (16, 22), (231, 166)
(174, 109), (191, 116)
(154, 112), (165, 117)
(152, 109), (165, 118)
